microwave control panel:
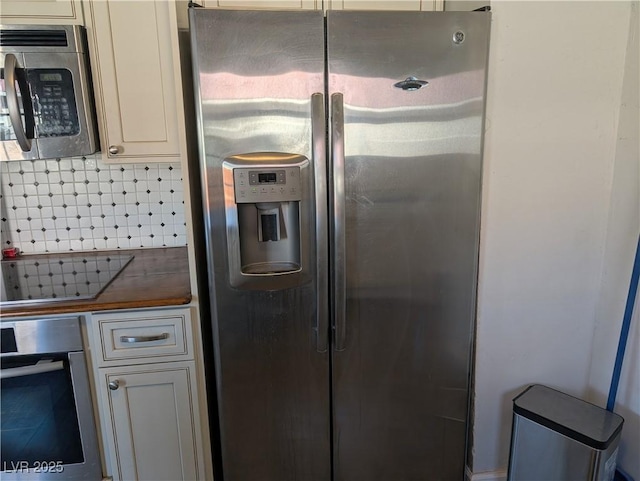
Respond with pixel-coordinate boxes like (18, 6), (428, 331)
(28, 69), (80, 138)
(233, 167), (302, 204)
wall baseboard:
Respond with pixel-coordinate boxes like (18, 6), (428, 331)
(466, 466), (508, 481)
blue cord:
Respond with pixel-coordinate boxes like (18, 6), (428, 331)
(607, 234), (640, 412)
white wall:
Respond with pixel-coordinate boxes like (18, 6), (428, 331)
(473, 1), (636, 476)
(587, 2), (639, 479)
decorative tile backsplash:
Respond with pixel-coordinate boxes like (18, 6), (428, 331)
(0, 155), (187, 254)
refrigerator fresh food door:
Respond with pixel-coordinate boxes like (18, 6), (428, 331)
(327, 11), (491, 481)
(190, 9), (329, 481)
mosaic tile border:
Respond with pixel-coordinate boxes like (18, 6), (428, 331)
(0, 155), (187, 254)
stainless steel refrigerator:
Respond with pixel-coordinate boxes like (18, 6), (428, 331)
(189, 8), (490, 481)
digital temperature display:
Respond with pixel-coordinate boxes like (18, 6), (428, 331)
(258, 173), (277, 183)
(39, 73), (63, 82)
(246, 169), (286, 187)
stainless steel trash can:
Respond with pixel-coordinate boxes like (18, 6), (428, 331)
(507, 384), (624, 481)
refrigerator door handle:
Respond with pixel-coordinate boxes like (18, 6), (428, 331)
(312, 92), (329, 353)
(331, 92), (346, 352)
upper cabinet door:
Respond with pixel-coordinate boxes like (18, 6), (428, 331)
(176, 0), (320, 29)
(207, 0), (319, 8)
(327, 0), (443, 10)
(0, 0), (84, 24)
(85, 0), (184, 162)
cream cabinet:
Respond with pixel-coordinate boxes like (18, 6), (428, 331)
(326, 0), (443, 10)
(185, 0), (442, 11)
(88, 307), (208, 481)
(0, 0), (85, 24)
(205, 0), (318, 8)
(98, 362), (202, 481)
(83, 0), (186, 163)
(175, 0), (318, 30)
(177, 0), (443, 32)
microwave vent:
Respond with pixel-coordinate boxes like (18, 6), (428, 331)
(0, 29), (68, 47)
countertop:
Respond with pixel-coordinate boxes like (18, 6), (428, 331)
(0, 247), (191, 318)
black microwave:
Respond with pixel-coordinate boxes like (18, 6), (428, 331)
(0, 25), (98, 161)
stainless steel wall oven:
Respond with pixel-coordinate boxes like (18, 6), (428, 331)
(0, 317), (102, 480)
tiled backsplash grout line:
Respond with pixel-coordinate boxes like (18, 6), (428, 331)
(0, 155), (187, 254)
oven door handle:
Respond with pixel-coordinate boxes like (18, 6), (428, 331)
(0, 360), (64, 379)
(4, 53), (35, 152)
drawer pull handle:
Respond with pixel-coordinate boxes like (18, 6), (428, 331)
(120, 333), (169, 343)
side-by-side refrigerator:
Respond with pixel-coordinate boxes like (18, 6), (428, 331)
(189, 8), (490, 481)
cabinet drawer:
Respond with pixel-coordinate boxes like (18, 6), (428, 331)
(94, 308), (193, 366)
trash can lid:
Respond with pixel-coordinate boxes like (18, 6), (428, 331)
(513, 384), (624, 450)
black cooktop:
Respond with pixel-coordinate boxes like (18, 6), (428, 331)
(1, 254), (133, 306)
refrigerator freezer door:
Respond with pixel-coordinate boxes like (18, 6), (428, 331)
(190, 9), (329, 481)
(327, 11), (490, 481)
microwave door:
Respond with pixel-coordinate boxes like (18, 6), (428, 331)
(0, 52), (39, 161)
(23, 52), (97, 160)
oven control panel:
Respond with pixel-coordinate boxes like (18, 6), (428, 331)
(233, 167), (302, 204)
(29, 69), (80, 138)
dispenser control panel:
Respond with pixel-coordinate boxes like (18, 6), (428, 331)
(233, 167), (302, 203)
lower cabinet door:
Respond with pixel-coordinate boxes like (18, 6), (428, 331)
(100, 362), (204, 481)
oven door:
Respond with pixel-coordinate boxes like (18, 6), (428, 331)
(0, 351), (102, 480)
(0, 52), (38, 161)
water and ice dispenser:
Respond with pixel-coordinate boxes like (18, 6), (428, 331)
(222, 153), (312, 290)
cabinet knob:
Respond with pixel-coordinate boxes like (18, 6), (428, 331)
(108, 145), (121, 155)
(108, 380), (120, 390)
